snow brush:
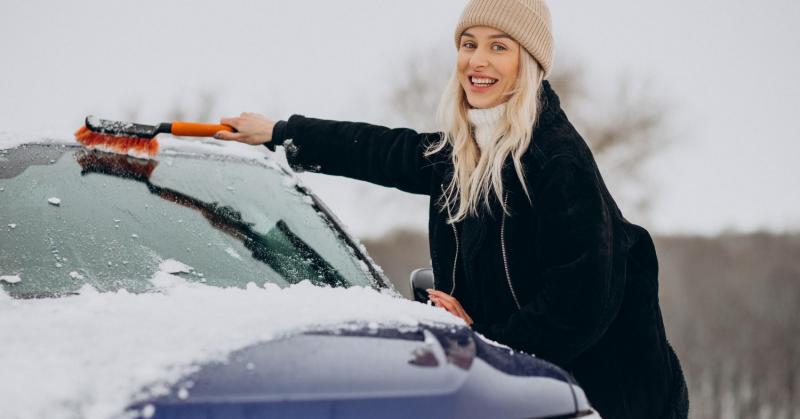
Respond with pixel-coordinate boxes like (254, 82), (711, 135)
(75, 115), (235, 159)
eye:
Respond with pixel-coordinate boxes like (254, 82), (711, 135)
(461, 41), (476, 49)
(492, 43), (508, 52)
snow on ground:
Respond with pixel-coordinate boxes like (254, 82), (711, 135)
(0, 272), (460, 419)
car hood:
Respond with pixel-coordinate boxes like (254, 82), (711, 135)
(129, 324), (591, 419)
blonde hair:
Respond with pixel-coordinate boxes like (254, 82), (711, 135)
(426, 51), (545, 223)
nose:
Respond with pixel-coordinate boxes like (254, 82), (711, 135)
(469, 47), (489, 69)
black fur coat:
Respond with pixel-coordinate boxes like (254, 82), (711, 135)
(268, 81), (689, 419)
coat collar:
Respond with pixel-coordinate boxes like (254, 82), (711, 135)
(537, 80), (563, 129)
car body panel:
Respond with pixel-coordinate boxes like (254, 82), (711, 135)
(129, 325), (585, 419)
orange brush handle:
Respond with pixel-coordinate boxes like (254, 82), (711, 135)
(171, 122), (234, 137)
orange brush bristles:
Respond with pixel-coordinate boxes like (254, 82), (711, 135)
(77, 150), (158, 181)
(74, 125), (160, 159)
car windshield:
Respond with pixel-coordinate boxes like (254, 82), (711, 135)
(0, 144), (378, 298)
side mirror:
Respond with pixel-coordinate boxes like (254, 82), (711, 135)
(409, 268), (435, 303)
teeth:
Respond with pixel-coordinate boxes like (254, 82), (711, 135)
(471, 77), (498, 85)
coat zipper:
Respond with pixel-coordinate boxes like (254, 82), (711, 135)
(450, 221), (459, 296)
(501, 192), (522, 310)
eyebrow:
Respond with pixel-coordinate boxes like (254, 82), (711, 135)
(460, 31), (513, 40)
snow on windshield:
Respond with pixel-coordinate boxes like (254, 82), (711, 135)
(2, 141), (382, 295)
(0, 271), (461, 419)
(0, 130), (273, 162)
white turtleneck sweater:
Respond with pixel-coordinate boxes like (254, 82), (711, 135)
(467, 103), (506, 153)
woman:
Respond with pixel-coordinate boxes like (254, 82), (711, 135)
(215, 0), (689, 417)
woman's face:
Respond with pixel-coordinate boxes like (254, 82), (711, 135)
(457, 26), (521, 109)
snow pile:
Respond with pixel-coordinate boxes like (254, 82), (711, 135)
(0, 275), (460, 419)
(0, 131), (69, 150)
(157, 259), (193, 274)
(224, 247), (243, 260)
(0, 275), (21, 284)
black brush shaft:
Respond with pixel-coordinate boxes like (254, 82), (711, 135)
(155, 123), (172, 136)
(85, 116), (167, 139)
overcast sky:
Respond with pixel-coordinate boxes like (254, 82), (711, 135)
(1, 0), (798, 237)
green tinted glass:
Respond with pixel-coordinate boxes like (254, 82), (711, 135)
(0, 144), (376, 298)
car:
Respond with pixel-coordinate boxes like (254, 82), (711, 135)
(0, 137), (602, 419)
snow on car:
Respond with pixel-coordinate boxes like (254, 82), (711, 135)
(0, 136), (600, 419)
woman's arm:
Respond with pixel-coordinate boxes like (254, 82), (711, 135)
(473, 156), (626, 366)
(216, 113), (439, 196)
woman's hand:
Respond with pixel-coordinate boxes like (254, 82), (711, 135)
(215, 112), (275, 145)
(427, 289), (473, 326)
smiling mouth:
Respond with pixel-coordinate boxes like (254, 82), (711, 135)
(470, 76), (499, 87)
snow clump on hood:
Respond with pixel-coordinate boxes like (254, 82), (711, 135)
(0, 274), (460, 419)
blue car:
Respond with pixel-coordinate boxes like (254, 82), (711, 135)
(0, 140), (601, 419)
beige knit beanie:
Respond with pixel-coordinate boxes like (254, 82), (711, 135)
(454, 0), (554, 77)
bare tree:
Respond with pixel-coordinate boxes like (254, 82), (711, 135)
(122, 89), (220, 126)
(388, 51), (453, 132)
(164, 89), (219, 123)
(551, 71), (673, 220)
(656, 233), (800, 418)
